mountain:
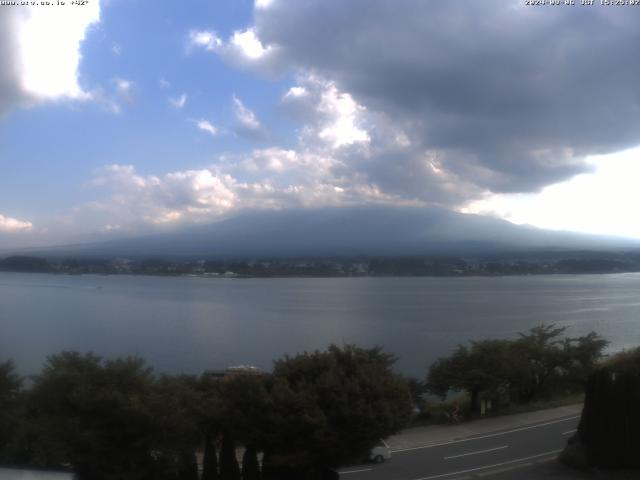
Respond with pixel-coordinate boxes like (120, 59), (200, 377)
(11, 206), (638, 260)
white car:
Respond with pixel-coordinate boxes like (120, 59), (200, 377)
(368, 439), (391, 463)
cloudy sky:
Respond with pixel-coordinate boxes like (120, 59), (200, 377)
(1, 0), (640, 248)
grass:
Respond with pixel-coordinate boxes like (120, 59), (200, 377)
(409, 391), (584, 428)
(482, 392), (584, 418)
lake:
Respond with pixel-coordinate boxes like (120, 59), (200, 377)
(1, 272), (639, 377)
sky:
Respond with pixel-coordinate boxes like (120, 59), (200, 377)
(1, 0), (640, 248)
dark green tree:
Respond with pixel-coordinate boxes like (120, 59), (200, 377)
(198, 374), (228, 480)
(176, 451), (199, 480)
(150, 374), (203, 478)
(217, 374), (270, 449)
(216, 374), (270, 479)
(0, 360), (23, 463)
(219, 430), (241, 480)
(563, 347), (640, 469)
(29, 352), (158, 479)
(511, 324), (569, 401)
(0, 256), (50, 272)
(260, 344), (412, 476)
(201, 433), (219, 480)
(512, 325), (607, 401)
(406, 377), (427, 412)
(241, 445), (260, 480)
(428, 325), (609, 414)
(560, 331), (608, 387)
(427, 340), (515, 414)
(604, 345), (640, 373)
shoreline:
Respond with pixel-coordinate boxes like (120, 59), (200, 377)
(2, 270), (640, 279)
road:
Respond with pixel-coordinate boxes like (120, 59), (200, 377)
(339, 414), (579, 480)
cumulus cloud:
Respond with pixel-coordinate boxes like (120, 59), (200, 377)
(0, 2), (101, 117)
(188, 27), (277, 71)
(229, 28), (272, 60)
(226, 147), (340, 188)
(205, 0), (640, 200)
(278, 74), (478, 207)
(84, 142), (418, 232)
(195, 119), (218, 136)
(39, 0), (640, 239)
(188, 30), (222, 51)
(283, 76), (369, 149)
(85, 72), (484, 234)
(0, 214), (33, 233)
(89, 165), (236, 228)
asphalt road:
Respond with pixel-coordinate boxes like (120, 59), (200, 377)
(339, 414), (580, 480)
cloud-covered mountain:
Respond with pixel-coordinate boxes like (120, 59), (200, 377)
(3, 2), (640, 246)
(21, 207), (638, 259)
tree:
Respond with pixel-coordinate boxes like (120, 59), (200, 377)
(260, 344), (412, 476)
(0, 256), (50, 272)
(561, 331), (608, 387)
(427, 340), (515, 415)
(562, 347), (640, 469)
(406, 377), (427, 412)
(0, 360), (23, 463)
(29, 352), (159, 479)
(176, 451), (199, 480)
(510, 324), (569, 401)
(217, 374), (271, 450)
(219, 430), (241, 480)
(198, 374), (228, 480)
(427, 325), (609, 415)
(201, 433), (219, 480)
(214, 373), (271, 479)
(150, 374), (204, 478)
(603, 345), (640, 373)
(512, 325), (607, 401)
(241, 445), (260, 480)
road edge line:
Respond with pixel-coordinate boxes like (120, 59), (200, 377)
(392, 415), (579, 453)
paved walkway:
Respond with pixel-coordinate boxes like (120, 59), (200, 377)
(387, 404), (583, 451)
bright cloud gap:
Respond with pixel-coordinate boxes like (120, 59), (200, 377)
(0, 214), (33, 233)
(463, 146), (640, 240)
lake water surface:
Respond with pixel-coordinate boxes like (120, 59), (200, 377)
(1, 272), (639, 377)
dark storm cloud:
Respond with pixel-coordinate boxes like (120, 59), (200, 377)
(253, 0), (640, 193)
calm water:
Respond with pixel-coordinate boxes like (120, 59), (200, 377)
(1, 272), (639, 377)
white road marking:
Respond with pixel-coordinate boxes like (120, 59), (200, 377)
(476, 461), (533, 477)
(562, 429), (577, 435)
(392, 415), (580, 453)
(339, 468), (372, 475)
(444, 445), (508, 460)
(536, 456), (557, 464)
(411, 449), (563, 480)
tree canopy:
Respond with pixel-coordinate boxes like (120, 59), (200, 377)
(427, 325), (608, 415)
(564, 346), (640, 469)
(0, 360), (23, 464)
(260, 344), (412, 474)
(0, 345), (412, 479)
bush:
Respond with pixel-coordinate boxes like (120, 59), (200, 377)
(565, 347), (640, 469)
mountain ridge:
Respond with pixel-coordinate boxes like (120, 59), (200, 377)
(4, 206), (638, 260)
